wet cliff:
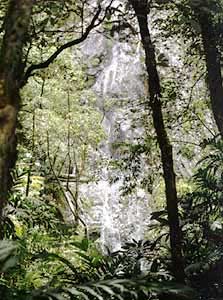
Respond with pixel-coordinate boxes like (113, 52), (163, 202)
(71, 10), (216, 251)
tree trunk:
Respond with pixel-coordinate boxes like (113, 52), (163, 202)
(0, 0), (34, 236)
(196, 8), (223, 136)
(129, 0), (185, 283)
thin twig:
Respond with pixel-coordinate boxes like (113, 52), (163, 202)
(46, 131), (76, 226)
(26, 110), (35, 197)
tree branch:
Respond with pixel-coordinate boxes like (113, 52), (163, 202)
(22, 4), (103, 85)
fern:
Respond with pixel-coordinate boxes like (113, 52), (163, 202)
(180, 137), (223, 284)
(0, 240), (17, 272)
(31, 278), (195, 300)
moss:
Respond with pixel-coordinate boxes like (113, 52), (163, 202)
(85, 75), (96, 88)
(151, 179), (166, 210)
(176, 178), (194, 197)
(90, 57), (101, 67)
(180, 143), (195, 159)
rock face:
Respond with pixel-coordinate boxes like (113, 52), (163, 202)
(75, 10), (216, 252)
(93, 37), (144, 99)
(78, 29), (152, 252)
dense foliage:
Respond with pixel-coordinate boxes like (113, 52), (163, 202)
(0, 0), (223, 299)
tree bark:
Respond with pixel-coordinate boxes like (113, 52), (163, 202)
(196, 9), (223, 137)
(129, 0), (185, 283)
(0, 0), (34, 236)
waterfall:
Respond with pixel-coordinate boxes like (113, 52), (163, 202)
(74, 1), (214, 254)
(79, 30), (151, 252)
(99, 176), (122, 252)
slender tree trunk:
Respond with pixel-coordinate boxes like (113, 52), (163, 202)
(0, 0), (34, 236)
(129, 0), (185, 283)
(196, 10), (223, 137)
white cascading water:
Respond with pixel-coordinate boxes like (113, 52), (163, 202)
(79, 30), (150, 252)
(99, 174), (122, 252)
(94, 35), (144, 99)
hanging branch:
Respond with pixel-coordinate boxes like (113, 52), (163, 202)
(175, 71), (206, 125)
(26, 109), (35, 197)
(22, 6), (101, 84)
(46, 131), (77, 226)
(46, 131), (88, 235)
(58, 153), (69, 178)
(66, 89), (72, 190)
(65, 89), (80, 225)
(22, 0), (114, 85)
(193, 110), (216, 137)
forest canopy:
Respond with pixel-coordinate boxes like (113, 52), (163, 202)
(0, 0), (223, 299)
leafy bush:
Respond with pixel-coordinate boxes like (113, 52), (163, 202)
(179, 138), (223, 298)
(0, 238), (196, 300)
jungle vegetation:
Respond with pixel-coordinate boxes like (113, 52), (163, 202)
(0, 0), (223, 299)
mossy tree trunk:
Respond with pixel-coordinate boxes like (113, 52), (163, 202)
(129, 0), (185, 283)
(195, 7), (223, 137)
(0, 0), (34, 236)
